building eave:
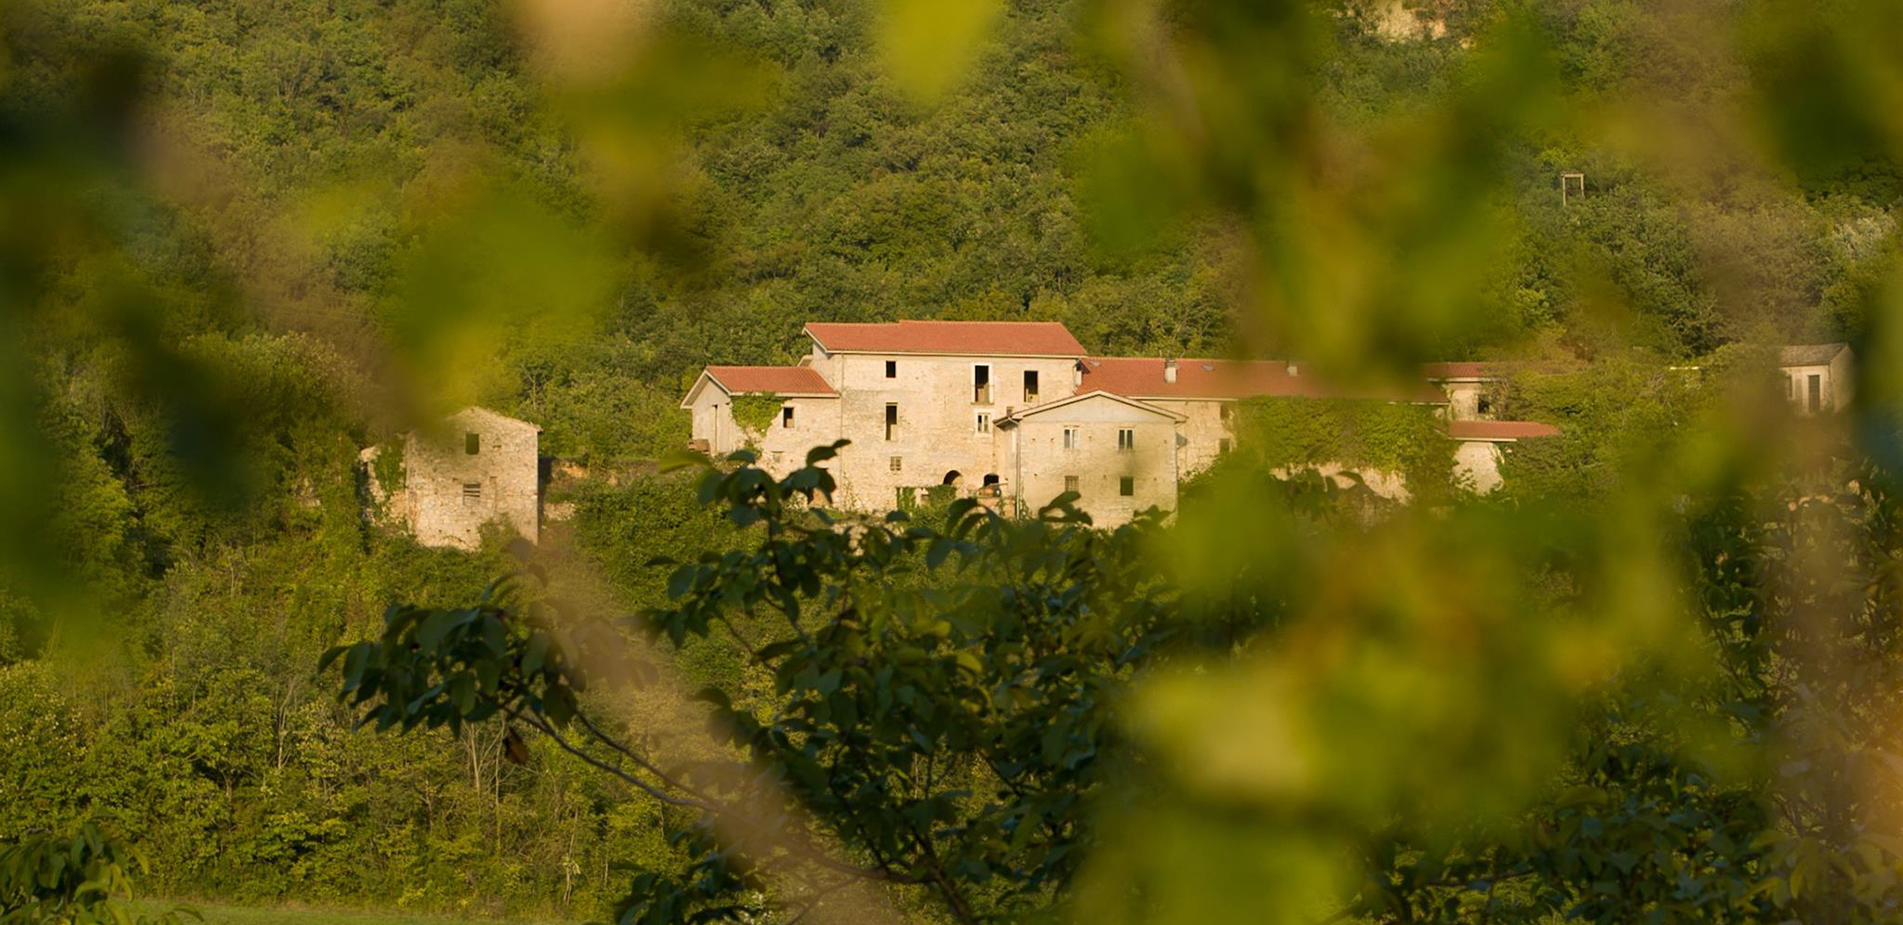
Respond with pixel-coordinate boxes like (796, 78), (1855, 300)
(997, 389), (1187, 424)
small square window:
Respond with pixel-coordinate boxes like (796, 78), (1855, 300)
(465, 433), (481, 455)
(461, 482), (482, 501)
(781, 406), (794, 428)
(1119, 476), (1134, 497)
(976, 413), (991, 434)
(1063, 427), (1078, 450)
(885, 360), (897, 379)
(1064, 475), (1080, 495)
(1117, 428), (1134, 451)
(890, 456), (903, 472)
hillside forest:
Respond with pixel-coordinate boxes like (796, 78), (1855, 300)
(8, 0), (1903, 923)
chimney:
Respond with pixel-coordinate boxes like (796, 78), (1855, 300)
(1164, 357), (1178, 384)
(1074, 360), (1084, 387)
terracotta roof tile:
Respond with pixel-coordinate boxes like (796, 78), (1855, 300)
(1081, 357), (1448, 403)
(1448, 420), (1560, 441)
(1779, 343), (1849, 366)
(804, 321), (1086, 357)
(704, 366), (837, 396)
(1422, 361), (1504, 380)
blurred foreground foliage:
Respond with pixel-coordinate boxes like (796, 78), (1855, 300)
(7, 0), (1903, 923)
(0, 822), (196, 924)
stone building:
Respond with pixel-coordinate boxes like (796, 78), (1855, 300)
(1779, 343), (1854, 415)
(1422, 362), (1567, 493)
(1448, 420), (1562, 493)
(682, 321), (1559, 523)
(363, 407), (543, 549)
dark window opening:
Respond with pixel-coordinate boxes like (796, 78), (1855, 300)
(973, 366), (991, 404)
(1119, 476), (1135, 497)
(781, 406), (794, 428)
(982, 473), (1000, 486)
(943, 470), (962, 485)
(465, 433), (481, 455)
(1117, 428), (1135, 451)
(885, 403), (898, 440)
(462, 482), (482, 501)
(1219, 404), (1231, 422)
(885, 360), (897, 379)
(1808, 374), (1823, 412)
(1064, 475), (1080, 496)
(1477, 395), (1493, 416)
(1023, 370), (1039, 402)
(890, 456), (902, 471)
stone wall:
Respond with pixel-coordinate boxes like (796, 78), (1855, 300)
(1003, 394), (1179, 527)
(1453, 440), (1505, 494)
(806, 350), (1082, 512)
(399, 407), (541, 549)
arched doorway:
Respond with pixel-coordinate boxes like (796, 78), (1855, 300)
(942, 470), (962, 486)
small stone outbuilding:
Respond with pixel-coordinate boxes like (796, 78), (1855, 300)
(1779, 343), (1853, 415)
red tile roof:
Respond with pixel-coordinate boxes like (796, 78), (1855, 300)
(704, 366), (837, 396)
(804, 321), (1087, 357)
(1081, 357), (1448, 403)
(1422, 362), (1504, 380)
(1448, 420), (1560, 441)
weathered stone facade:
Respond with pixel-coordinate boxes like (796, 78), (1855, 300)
(364, 407), (542, 549)
(683, 321), (1563, 522)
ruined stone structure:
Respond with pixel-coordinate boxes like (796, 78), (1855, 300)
(363, 407), (542, 549)
(682, 321), (1561, 523)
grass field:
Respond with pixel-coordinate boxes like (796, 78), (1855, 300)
(134, 900), (568, 925)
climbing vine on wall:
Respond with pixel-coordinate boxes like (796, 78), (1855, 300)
(1229, 397), (1453, 498)
(729, 394), (782, 437)
(372, 438), (406, 498)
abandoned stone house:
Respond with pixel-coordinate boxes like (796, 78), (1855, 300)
(361, 406), (543, 549)
(680, 320), (1561, 525)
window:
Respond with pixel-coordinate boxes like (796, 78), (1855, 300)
(1219, 438), (1232, 454)
(1117, 428), (1135, 451)
(465, 433), (481, 455)
(890, 456), (903, 472)
(461, 482), (482, 501)
(976, 413), (991, 434)
(885, 360), (897, 379)
(1063, 427), (1078, 450)
(885, 403), (898, 440)
(1064, 475), (1080, 495)
(973, 365), (991, 404)
(781, 406), (794, 428)
(1218, 404), (1231, 422)
(1119, 476), (1134, 497)
(1476, 395), (1493, 416)
(1808, 374), (1823, 413)
(1023, 370), (1039, 402)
